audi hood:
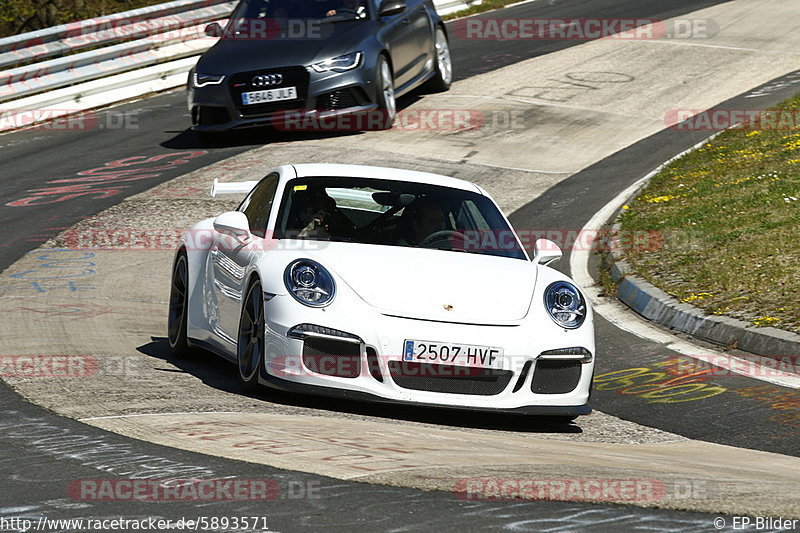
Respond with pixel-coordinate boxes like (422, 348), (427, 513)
(196, 21), (374, 74)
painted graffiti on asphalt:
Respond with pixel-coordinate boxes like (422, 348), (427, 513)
(2, 250), (97, 294)
(593, 357), (728, 404)
(0, 412), (216, 479)
(733, 385), (800, 437)
(5, 151), (206, 207)
(508, 71), (636, 103)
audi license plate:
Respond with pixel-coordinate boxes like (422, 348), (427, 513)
(403, 340), (503, 369)
(241, 86), (297, 105)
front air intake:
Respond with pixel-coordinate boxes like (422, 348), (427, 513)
(302, 337), (361, 378)
(530, 360), (582, 394)
(388, 361), (512, 395)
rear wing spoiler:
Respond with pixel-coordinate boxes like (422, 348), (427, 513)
(211, 178), (259, 198)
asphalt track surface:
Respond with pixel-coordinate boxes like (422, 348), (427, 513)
(2, 0), (798, 529)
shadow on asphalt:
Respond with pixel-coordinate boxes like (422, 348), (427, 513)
(138, 336), (583, 434)
(161, 125), (363, 150)
(159, 94), (423, 150)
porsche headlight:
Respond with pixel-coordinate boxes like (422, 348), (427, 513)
(192, 72), (226, 87)
(284, 259), (335, 307)
(544, 281), (586, 329)
(311, 52), (362, 73)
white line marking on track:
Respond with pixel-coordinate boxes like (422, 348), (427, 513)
(636, 39), (800, 56)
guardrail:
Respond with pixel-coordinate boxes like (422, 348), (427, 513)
(0, 0), (480, 133)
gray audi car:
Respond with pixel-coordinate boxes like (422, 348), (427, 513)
(187, 0), (452, 134)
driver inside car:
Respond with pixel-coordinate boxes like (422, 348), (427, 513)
(292, 187), (355, 240)
(325, 0), (364, 18)
(397, 198), (450, 246)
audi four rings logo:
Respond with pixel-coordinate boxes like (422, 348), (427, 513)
(251, 74), (283, 87)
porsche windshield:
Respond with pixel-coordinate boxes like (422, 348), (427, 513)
(229, 0), (370, 29)
(274, 177), (528, 260)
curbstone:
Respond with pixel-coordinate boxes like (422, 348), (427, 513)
(606, 223), (800, 359)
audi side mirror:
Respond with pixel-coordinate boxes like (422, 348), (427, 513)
(205, 23), (223, 38)
(379, 0), (407, 16)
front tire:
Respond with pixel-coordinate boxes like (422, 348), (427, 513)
(168, 252), (191, 358)
(374, 56), (396, 130)
(237, 279), (265, 392)
(424, 27), (452, 92)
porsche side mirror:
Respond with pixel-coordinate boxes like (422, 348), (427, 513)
(213, 211), (251, 242)
(532, 238), (562, 265)
(379, 0), (407, 16)
(205, 22), (222, 37)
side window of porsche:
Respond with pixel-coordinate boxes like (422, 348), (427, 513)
(240, 173), (279, 237)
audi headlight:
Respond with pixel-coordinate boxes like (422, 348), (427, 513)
(311, 52), (362, 73)
(284, 259), (335, 307)
(192, 72), (226, 87)
(544, 281), (586, 329)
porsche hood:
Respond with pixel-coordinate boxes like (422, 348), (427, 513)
(306, 243), (537, 325)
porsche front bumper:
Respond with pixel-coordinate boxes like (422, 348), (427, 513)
(259, 295), (594, 415)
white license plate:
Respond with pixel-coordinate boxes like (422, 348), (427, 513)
(403, 340), (503, 369)
(241, 86), (297, 105)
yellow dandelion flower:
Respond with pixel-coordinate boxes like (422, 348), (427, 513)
(681, 292), (713, 303)
(645, 195), (684, 204)
(753, 316), (780, 327)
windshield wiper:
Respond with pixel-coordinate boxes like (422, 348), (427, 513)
(431, 246), (470, 253)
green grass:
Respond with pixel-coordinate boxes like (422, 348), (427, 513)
(619, 94), (800, 334)
(0, 0), (168, 37)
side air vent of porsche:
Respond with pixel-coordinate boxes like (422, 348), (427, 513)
(530, 360), (582, 394)
(366, 347), (383, 382)
(387, 362), (513, 395)
(302, 337), (361, 378)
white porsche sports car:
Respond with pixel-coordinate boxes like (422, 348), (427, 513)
(168, 164), (594, 418)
